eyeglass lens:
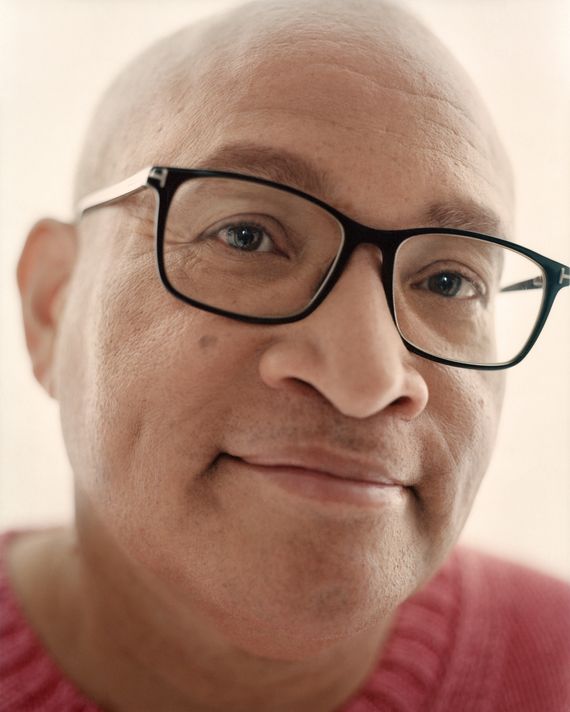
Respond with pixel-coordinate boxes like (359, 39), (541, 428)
(163, 177), (545, 366)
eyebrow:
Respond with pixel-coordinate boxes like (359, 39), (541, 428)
(422, 200), (504, 236)
(194, 143), (332, 197)
(193, 142), (505, 236)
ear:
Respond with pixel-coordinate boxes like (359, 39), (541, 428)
(17, 218), (77, 397)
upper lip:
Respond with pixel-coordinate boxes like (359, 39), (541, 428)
(233, 447), (411, 487)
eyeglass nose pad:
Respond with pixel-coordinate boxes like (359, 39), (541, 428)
(315, 240), (396, 329)
(331, 221), (399, 322)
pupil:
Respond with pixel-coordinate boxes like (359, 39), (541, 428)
(429, 273), (461, 297)
(228, 224), (262, 250)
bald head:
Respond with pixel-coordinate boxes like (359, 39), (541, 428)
(74, 0), (513, 216)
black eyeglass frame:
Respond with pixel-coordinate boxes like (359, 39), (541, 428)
(77, 165), (570, 371)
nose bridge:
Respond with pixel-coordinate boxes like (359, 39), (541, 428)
(338, 219), (401, 318)
(324, 242), (401, 352)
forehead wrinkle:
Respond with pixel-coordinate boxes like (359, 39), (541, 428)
(299, 59), (495, 156)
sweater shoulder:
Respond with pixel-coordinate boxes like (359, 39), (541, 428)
(445, 546), (570, 712)
(0, 530), (101, 712)
(456, 545), (570, 631)
(342, 547), (570, 712)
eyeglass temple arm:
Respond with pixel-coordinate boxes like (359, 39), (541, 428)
(501, 267), (570, 293)
(501, 276), (544, 293)
(75, 166), (153, 219)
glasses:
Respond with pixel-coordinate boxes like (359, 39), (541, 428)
(77, 166), (569, 370)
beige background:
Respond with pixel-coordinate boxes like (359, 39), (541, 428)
(1, 0), (569, 579)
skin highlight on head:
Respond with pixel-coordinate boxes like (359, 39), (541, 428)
(14, 1), (513, 711)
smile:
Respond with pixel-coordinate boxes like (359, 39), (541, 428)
(229, 455), (411, 509)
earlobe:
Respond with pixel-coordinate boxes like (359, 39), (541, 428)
(17, 218), (77, 397)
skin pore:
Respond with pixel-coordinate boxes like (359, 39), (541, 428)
(13, 1), (513, 711)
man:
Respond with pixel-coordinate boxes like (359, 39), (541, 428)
(2, 0), (569, 710)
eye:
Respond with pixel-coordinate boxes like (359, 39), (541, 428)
(409, 259), (486, 300)
(217, 222), (275, 252)
(424, 271), (478, 298)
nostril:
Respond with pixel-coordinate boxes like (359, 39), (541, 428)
(391, 396), (408, 407)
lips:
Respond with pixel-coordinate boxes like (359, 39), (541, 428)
(225, 449), (411, 508)
(235, 448), (410, 488)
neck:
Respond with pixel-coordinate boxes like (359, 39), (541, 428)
(13, 524), (393, 712)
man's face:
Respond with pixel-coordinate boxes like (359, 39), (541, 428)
(53, 28), (508, 658)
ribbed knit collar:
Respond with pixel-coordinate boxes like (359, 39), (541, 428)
(338, 549), (463, 712)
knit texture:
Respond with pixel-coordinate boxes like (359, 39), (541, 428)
(1, 531), (569, 712)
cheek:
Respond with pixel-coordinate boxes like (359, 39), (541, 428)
(418, 364), (505, 550)
(446, 368), (505, 477)
(54, 243), (255, 533)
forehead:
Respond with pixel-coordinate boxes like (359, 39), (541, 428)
(83, 8), (512, 236)
(155, 38), (511, 234)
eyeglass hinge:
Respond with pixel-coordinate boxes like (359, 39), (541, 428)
(149, 167), (168, 188)
(559, 267), (570, 286)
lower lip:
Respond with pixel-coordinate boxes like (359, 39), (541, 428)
(236, 460), (408, 508)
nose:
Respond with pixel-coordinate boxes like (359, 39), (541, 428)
(258, 246), (429, 419)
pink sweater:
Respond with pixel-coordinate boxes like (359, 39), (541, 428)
(1, 531), (569, 711)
